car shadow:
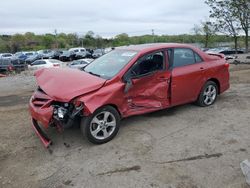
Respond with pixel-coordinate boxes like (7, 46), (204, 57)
(45, 102), (199, 152)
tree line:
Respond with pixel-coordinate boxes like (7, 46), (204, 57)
(197, 0), (250, 52)
(0, 31), (246, 53)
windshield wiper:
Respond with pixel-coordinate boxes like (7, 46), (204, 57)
(87, 71), (101, 77)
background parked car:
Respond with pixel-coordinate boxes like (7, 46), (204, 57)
(25, 53), (43, 64)
(37, 49), (54, 59)
(28, 59), (63, 70)
(15, 51), (36, 63)
(206, 48), (245, 60)
(68, 58), (93, 69)
(0, 58), (27, 73)
(69, 47), (88, 59)
(51, 50), (63, 60)
(59, 50), (75, 61)
(0, 53), (13, 60)
(92, 49), (104, 59)
(0, 59), (15, 72)
(86, 49), (94, 58)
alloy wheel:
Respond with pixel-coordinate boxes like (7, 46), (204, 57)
(203, 85), (217, 105)
(90, 111), (116, 140)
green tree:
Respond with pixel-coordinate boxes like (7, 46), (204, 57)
(10, 34), (25, 52)
(42, 34), (55, 49)
(206, 0), (250, 52)
(206, 0), (241, 51)
(232, 0), (250, 52)
(193, 21), (215, 48)
(113, 33), (130, 46)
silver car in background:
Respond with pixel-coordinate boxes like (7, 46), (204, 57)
(68, 58), (93, 69)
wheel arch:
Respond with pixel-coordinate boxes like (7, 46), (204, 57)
(91, 103), (122, 118)
(196, 77), (221, 102)
(207, 78), (221, 94)
(105, 104), (121, 117)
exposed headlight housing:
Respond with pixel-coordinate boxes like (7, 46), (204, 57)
(54, 106), (67, 120)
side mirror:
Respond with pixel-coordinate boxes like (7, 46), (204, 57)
(124, 78), (133, 93)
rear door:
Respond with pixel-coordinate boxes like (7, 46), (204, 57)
(170, 48), (205, 106)
(124, 50), (171, 115)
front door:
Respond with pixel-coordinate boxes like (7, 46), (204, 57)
(124, 51), (171, 116)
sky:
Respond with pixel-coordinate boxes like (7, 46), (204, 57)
(0, 0), (210, 38)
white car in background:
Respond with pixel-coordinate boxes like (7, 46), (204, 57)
(0, 53), (13, 60)
(69, 47), (87, 59)
(28, 59), (63, 70)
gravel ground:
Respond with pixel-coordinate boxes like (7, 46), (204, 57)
(0, 64), (250, 188)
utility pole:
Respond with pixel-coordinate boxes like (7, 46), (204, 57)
(152, 29), (155, 43)
(54, 29), (58, 49)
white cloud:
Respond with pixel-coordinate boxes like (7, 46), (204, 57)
(0, 0), (210, 37)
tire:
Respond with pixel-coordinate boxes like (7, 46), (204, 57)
(80, 106), (120, 144)
(196, 81), (218, 107)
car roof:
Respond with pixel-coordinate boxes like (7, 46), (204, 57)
(116, 43), (200, 53)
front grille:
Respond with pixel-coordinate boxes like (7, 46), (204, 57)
(33, 98), (49, 107)
(32, 86), (52, 108)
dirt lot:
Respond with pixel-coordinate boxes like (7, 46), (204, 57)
(1, 63), (250, 188)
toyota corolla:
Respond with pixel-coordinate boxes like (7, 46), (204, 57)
(29, 43), (230, 147)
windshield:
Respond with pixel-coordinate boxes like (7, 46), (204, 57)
(84, 50), (137, 79)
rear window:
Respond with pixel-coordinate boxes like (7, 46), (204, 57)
(173, 48), (196, 68)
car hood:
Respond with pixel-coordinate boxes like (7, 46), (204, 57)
(35, 68), (106, 102)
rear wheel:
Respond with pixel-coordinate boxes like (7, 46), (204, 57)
(81, 106), (120, 144)
(197, 81), (218, 107)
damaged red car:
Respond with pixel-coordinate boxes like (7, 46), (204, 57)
(29, 43), (230, 147)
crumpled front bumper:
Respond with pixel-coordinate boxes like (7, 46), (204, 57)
(31, 119), (52, 148)
(29, 90), (54, 148)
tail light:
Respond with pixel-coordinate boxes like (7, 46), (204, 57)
(224, 63), (230, 68)
(8, 65), (14, 71)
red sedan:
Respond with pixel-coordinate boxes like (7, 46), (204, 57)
(29, 43), (230, 147)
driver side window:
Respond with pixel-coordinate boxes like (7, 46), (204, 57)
(130, 51), (164, 77)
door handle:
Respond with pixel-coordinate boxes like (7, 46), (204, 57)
(200, 67), (204, 70)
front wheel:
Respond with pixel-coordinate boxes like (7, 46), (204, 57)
(81, 106), (120, 144)
(197, 81), (218, 107)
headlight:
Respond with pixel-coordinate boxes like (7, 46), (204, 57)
(54, 106), (67, 119)
(57, 108), (65, 119)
